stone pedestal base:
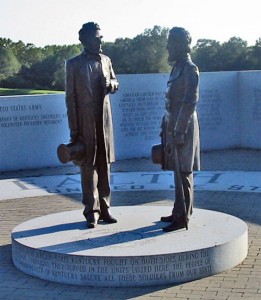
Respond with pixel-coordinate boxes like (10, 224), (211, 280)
(12, 206), (248, 287)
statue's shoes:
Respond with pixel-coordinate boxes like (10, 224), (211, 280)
(160, 215), (173, 222)
(99, 210), (117, 223)
(86, 212), (99, 228)
(162, 220), (188, 232)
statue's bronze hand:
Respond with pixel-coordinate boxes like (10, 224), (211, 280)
(70, 130), (78, 143)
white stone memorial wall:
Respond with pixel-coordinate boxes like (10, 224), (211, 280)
(0, 94), (69, 171)
(0, 71), (260, 171)
(198, 72), (239, 150)
(238, 71), (261, 148)
(112, 74), (167, 159)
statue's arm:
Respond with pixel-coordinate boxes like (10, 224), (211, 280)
(108, 59), (119, 94)
(175, 65), (199, 135)
(65, 60), (78, 140)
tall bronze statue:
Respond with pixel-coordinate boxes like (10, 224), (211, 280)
(65, 22), (119, 228)
(160, 27), (200, 232)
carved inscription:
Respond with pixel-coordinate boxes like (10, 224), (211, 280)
(198, 89), (222, 131)
(119, 91), (165, 141)
(253, 88), (261, 121)
(0, 103), (67, 128)
(13, 241), (213, 285)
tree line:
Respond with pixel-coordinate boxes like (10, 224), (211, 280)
(1, 26), (261, 91)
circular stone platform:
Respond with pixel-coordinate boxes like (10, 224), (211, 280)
(12, 206), (248, 287)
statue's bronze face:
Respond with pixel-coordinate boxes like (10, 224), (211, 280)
(81, 30), (103, 55)
(167, 34), (188, 62)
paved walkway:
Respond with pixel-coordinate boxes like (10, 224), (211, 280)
(1, 149), (261, 299)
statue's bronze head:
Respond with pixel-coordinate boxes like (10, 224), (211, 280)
(167, 27), (192, 62)
(79, 22), (103, 54)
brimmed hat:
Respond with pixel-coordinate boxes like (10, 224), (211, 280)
(57, 140), (85, 164)
(151, 143), (163, 165)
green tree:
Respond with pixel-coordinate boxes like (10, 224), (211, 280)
(103, 38), (133, 73)
(0, 38), (13, 48)
(8, 41), (44, 67)
(1, 30), (261, 90)
(103, 25), (170, 74)
(0, 47), (21, 80)
(220, 37), (250, 70)
(52, 44), (81, 89)
(250, 38), (261, 69)
(128, 25), (170, 74)
(2, 44), (81, 90)
(192, 39), (222, 71)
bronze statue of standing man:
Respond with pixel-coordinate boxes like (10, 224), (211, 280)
(65, 22), (119, 228)
(160, 27), (200, 232)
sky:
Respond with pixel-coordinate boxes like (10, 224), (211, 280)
(0, 0), (260, 47)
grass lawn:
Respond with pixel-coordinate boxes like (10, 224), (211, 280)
(0, 88), (64, 96)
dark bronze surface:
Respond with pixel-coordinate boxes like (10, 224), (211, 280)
(57, 141), (85, 164)
(64, 22), (119, 225)
(151, 144), (163, 165)
(159, 27), (200, 231)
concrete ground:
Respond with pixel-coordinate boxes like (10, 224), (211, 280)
(0, 149), (261, 300)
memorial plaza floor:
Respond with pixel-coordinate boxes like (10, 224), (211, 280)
(0, 149), (261, 300)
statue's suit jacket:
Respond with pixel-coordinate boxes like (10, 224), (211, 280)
(65, 52), (118, 165)
(161, 55), (200, 172)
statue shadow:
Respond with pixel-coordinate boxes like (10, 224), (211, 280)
(12, 220), (87, 239)
(12, 219), (166, 254)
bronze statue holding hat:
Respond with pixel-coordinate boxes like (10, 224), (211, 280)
(63, 22), (119, 228)
(158, 27), (200, 232)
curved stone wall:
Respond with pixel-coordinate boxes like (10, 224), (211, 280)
(0, 71), (260, 171)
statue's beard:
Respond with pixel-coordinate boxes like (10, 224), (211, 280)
(168, 52), (188, 63)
